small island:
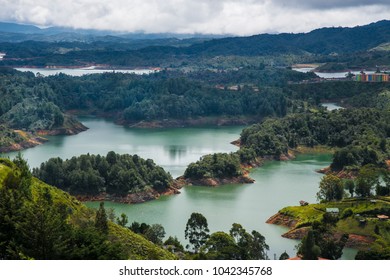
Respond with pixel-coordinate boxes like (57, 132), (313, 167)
(32, 151), (181, 204)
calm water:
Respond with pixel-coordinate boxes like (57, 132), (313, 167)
(292, 68), (375, 79)
(321, 103), (344, 111)
(2, 117), (357, 259)
(15, 67), (156, 77)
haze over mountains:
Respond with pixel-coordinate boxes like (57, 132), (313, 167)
(0, 20), (389, 55)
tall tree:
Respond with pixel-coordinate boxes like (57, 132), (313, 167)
(185, 212), (210, 253)
(355, 165), (379, 197)
(17, 188), (71, 260)
(299, 230), (321, 260)
(95, 202), (109, 234)
(316, 174), (344, 202)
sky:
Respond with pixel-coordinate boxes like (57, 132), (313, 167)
(0, 0), (389, 35)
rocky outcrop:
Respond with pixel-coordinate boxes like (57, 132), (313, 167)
(0, 130), (48, 153)
(76, 186), (181, 204)
(36, 116), (88, 136)
(177, 175), (255, 187)
(266, 212), (299, 228)
(121, 116), (257, 128)
(282, 227), (310, 239)
(344, 234), (375, 249)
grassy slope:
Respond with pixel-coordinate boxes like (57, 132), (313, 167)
(0, 159), (176, 260)
(278, 198), (390, 250)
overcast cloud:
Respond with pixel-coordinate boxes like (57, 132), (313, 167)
(0, 0), (389, 35)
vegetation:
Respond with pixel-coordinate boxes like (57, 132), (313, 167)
(0, 156), (175, 259)
(184, 153), (242, 180)
(274, 165), (390, 259)
(184, 212), (210, 253)
(240, 108), (390, 171)
(317, 174), (344, 202)
(32, 151), (173, 196)
(1, 21), (389, 68)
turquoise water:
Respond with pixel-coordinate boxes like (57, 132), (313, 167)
(3, 117), (357, 259)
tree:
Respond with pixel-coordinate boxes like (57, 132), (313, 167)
(299, 230), (321, 260)
(229, 223), (269, 260)
(355, 165), (379, 197)
(16, 188), (72, 260)
(95, 202), (108, 234)
(0, 172), (29, 259)
(144, 224), (166, 245)
(116, 213), (128, 227)
(316, 174), (344, 202)
(202, 232), (239, 260)
(164, 236), (184, 253)
(344, 179), (355, 197)
(279, 251), (290, 260)
(250, 230), (269, 260)
(185, 213), (210, 253)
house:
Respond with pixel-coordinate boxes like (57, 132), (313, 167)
(326, 208), (339, 215)
(377, 215), (389, 221)
(288, 255), (329, 260)
(299, 200), (309, 206)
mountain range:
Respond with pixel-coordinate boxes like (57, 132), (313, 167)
(0, 20), (389, 67)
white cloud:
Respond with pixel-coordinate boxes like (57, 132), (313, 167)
(0, 0), (389, 35)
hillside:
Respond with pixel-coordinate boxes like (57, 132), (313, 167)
(1, 20), (390, 67)
(32, 152), (179, 203)
(267, 197), (390, 255)
(0, 157), (175, 260)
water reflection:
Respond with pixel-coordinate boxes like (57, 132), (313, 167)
(165, 145), (187, 161)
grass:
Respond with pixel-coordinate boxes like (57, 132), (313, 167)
(278, 197), (390, 251)
(279, 204), (326, 227)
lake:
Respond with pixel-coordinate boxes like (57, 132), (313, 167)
(14, 67), (157, 77)
(321, 103), (344, 111)
(292, 68), (375, 79)
(2, 117), (357, 259)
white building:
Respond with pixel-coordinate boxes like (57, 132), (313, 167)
(0, 52), (5, 60)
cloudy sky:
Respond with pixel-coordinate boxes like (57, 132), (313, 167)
(0, 0), (389, 35)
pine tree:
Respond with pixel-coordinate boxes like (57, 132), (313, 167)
(95, 202), (109, 234)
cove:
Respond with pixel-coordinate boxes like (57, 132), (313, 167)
(2, 116), (357, 259)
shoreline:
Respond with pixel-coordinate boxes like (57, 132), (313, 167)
(0, 121), (88, 153)
(266, 212), (374, 250)
(76, 185), (182, 204)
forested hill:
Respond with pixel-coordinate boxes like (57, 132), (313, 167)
(183, 108), (390, 184)
(32, 151), (174, 197)
(186, 20), (390, 56)
(239, 108), (390, 171)
(1, 20), (390, 67)
(0, 157), (175, 260)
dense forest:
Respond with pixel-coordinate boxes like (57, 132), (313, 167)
(184, 108), (390, 182)
(0, 156), (175, 260)
(32, 151), (173, 195)
(1, 19), (390, 260)
(1, 156), (272, 260)
(239, 108), (390, 171)
(1, 21), (389, 68)
(0, 66), (316, 152)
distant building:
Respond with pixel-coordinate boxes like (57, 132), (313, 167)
(299, 200), (309, 206)
(377, 215), (389, 221)
(355, 72), (389, 82)
(326, 208), (339, 215)
(0, 52), (5, 60)
(288, 256), (329, 260)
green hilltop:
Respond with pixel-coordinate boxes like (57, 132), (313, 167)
(0, 157), (175, 260)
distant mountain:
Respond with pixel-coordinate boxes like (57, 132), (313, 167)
(185, 20), (390, 55)
(1, 20), (389, 67)
(0, 21), (227, 43)
(0, 22), (42, 34)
